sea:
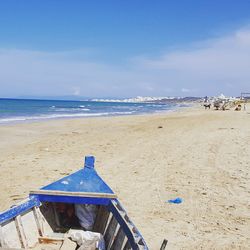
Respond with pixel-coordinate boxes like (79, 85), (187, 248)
(0, 98), (183, 124)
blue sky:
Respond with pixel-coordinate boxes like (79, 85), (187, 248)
(0, 1), (250, 98)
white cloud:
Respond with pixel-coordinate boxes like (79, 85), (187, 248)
(0, 26), (250, 98)
(136, 27), (250, 96)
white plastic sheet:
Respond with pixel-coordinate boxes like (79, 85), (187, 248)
(68, 229), (105, 250)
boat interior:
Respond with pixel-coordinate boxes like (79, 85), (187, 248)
(0, 199), (145, 250)
(0, 157), (147, 249)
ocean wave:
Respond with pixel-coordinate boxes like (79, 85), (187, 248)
(51, 107), (90, 112)
(0, 111), (134, 123)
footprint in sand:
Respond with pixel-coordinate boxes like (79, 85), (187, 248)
(60, 172), (70, 175)
(10, 194), (23, 201)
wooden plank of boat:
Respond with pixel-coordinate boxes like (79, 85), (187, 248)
(32, 207), (43, 237)
(38, 232), (65, 244)
(108, 199), (148, 249)
(0, 224), (6, 248)
(30, 190), (117, 199)
(110, 225), (126, 250)
(14, 215), (28, 249)
(123, 239), (132, 250)
(92, 206), (110, 235)
(0, 197), (40, 225)
(104, 215), (118, 248)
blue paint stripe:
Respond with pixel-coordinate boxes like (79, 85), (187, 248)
(34, 194), (111, 206)
(108, 200), (148, 250)
(0, 196), (40, 224)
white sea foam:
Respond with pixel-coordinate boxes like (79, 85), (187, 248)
(0, 111), (134, 124)
(52, 107), (90, 112)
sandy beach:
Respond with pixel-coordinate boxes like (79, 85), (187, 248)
(0, 105), (249, 249)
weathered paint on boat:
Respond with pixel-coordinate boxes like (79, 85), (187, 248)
(30, 156), (116, 206)
(0, 156), (148, 249)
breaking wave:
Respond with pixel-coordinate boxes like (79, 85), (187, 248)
(0, 111), (135, 124)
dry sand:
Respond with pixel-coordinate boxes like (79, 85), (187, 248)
(0, 105), (249, 249)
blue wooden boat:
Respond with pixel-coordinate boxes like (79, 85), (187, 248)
(0, 156), (148, 250)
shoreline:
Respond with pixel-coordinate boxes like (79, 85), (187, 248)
(0, 102), (193, 126)
(0, 98), (193, 126)
(0, 105), (249, 249)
